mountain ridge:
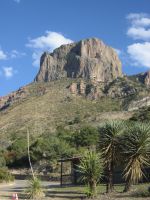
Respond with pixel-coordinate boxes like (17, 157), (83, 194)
(1, 37), (150, 147)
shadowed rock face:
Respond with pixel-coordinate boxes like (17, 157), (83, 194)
(35, 38), (122, 83)
(134, 71), (150, 87)
(144, 71), (150, 86)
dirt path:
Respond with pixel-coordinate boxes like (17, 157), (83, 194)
(0, 179), (59, 200)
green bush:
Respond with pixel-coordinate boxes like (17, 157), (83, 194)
(0, 168), (14, 183)
(31, 135), (76, 163)
(73, 126), (98, 147)
(0, 152), (6, 168)
(6, 138), (28, 167)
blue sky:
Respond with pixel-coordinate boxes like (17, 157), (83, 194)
(0, 0), (150, 96)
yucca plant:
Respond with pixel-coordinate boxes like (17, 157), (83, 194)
(26, 129), (45, 199)
(98, 120), (124, 193)
(27, 177), (45, 199)
(77, 150), (103, 198)
(122, 122), (150, 192)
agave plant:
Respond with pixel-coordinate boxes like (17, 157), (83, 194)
(77, 150), (103, 198)
(122, 122), (150, 192)
(98, 120), (124, 193)
(27, 177), (45, 199)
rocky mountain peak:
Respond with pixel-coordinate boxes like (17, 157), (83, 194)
(35, 37), (122, 83)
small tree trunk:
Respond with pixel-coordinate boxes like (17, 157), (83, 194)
(89, 181), (97, 197)
(27, 128), (35, 180)
(106, 161), (114, 193)
(123, 178), (132, 192)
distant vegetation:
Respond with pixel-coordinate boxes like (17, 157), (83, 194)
(130, 106), (150, 122)
(0, 168), (14, 183)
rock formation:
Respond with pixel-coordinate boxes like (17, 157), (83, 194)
(134, 71), (150, 87)
(35, 38), (122, 83)
(144, 71), (150, 86)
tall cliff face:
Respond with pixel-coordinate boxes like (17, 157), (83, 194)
(35, 38), (122, 83)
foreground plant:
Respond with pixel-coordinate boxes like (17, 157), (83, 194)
(27, 177), (45, 199)
(122, 123), (150, 192)
(0, 168), (14, 183)
(98, 120), (124, 193)
(77, 150), (103, 198)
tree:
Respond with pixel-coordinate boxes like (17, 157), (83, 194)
(73, 126), (98, 148)
(121, 122), (150, 192)
(98, 121), (124, 193)
(77, 150), (103, 198)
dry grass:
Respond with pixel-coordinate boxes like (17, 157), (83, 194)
(0, 79), (131, 148)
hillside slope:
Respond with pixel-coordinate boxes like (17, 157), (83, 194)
(1, 38), (150, 149)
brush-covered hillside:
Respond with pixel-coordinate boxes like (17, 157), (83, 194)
(1, 38), (150, 168)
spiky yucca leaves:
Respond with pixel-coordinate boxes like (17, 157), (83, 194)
(77, 150), (103, 198)
(27, 177), (45, 199)
(98, 120), (125, 193)
(122, 123), (150, 192)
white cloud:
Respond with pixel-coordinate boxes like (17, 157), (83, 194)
(127, 13), (150, 41)
(27, 31), (73, 50)
(127, 27), (150, 41)
(127, 42), (150, 68)
(26, 31), (73, 67)
(10, 50), (26, 58)
(0, 50), (7, 60)
(3, 67), (17, 78)
(126, 13), (150, 68)
(127, 13), (150, 27)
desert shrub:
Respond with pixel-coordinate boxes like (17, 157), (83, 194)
(130, 107), (150, 122)
(68, 115), (81, 125)
(0, 152), (6, 168)
(131, 185), (150, 197)
(73, 126), (98, 147)
(26, 177), (45, 199)
(6, 138), (28, 167)
(56, 127), (74, 144)
(31, 135), (76, 163)
(0, 168), (14, 183)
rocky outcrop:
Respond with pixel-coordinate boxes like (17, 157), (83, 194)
(69, 80), (104, 100)
(128, 96), (150, 111)
(144, 71), (150, 86)
(0, 87), (28, 111)
(35, 38), (122, 83)
(134, 71), (150, 87)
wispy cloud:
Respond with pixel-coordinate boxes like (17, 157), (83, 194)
(26, 31), (73, 67)
(13, 0), (21, 3)
(10, 50), (26, 58)
(127, 13), (150, 27)
(3, 67), (17, 78)
(0, 50), (7, 60)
